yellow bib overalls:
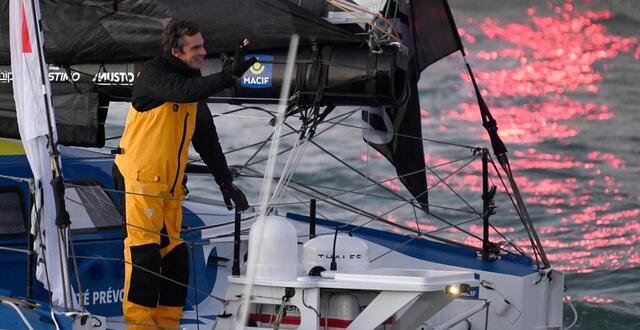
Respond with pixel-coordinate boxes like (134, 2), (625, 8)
(114, 101), (197, 329)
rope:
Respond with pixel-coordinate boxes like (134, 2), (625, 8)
(1, 300), (34, 330)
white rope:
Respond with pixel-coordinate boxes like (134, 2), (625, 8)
(0, 173), (32, 183)
(268, 136), (310, 212)
(2, 301), (34, 330)
(237, 34), (300, 329)
(563, 297), (578, 330)
(50, 308), (61, 330)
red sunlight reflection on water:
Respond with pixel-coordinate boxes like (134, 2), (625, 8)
(360, 1), (639, 277)
(471, 3), (637, 98)
(449, 98), (612, 143)
(451, 0), (640, 275)
(390, 1), (640, 276)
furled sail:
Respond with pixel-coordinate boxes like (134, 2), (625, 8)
(9, 0), (75, 308)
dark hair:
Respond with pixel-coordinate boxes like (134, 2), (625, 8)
(162, 19), (200, 53)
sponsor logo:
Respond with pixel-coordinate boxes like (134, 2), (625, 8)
(0, 66), (135, 85)
(317, 254), (363, 260)
(0, 70), (12, 84)
(459, 286), (480, 299)
(240, 54), (272, 89)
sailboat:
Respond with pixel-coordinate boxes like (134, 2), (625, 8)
(0, 0), (569, 329)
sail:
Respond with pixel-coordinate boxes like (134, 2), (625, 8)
(361, 0), (463, 211)
(410, 0), (463, 72)
(363, 79), (429, 210)
(0, 0), (358, 65)
(9, 0), (75, 308)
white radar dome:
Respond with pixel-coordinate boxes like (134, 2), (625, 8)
(303, 233), (369, 274)
(247, 215), (298, 281)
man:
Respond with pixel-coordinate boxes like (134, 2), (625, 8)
(112, 19), (254, 329)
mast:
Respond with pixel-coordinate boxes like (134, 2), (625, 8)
(9, 0), (76, 309)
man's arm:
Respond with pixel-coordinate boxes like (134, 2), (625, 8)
(135, 61), (234, 104)
(192, 102), (233, 184)
(192, 102), (250, 211)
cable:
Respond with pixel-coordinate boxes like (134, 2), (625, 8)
(301, 289), (320, 317)
(191, 244), (201, 330)
(2, 301), (34, 330)
(330, 226), (339, 271)
(563, 298), (578, 330)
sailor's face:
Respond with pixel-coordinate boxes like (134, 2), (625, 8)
(174, 32), (207, 69)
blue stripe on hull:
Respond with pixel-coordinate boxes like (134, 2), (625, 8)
(287, 212), (538, 277)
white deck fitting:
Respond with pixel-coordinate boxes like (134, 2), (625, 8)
(216, 268), (477, 329)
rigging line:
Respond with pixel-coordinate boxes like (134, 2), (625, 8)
(104, 135), (122, 141)
(243, 113), (357, 168)
(62, 193), (219, 245)
(281, 178), (481, 251)
(62, 180), (320, 219)
(0, 246), (33, 254)
(207, 96), (289, 102)
(413, 202), (421, 236)
(370, 235), (419, 263)
(242, 131), (274, 169)
(487, 156), (540, 261)
(244, 109), (359, 167)
(56, 229), (74, 310)
(72, 255), (227, 302)
(327, 0), (401, 42)
(267, 136), (309, 214)
(429, 211), (484, 243)
(425, 215), (483, 235)
(485, 174), (527, 256)
(503, 161), (548, 267)
(425, 155), (482, 214)
(209, 113), (274, 120)
(190, 244), (201, 330)
(182, 210), (254, 217)
(182, 215), (256, 234)
(33, 185), (57, 311)
(54, 155), (114, 161)
(483, 172), (527, 254)
(348, 117), (376, 224)
(282, 186), (331, 220)
(338, 203), (480, 239)
(369, 217), (482, 263)
(276, 179), (406, 201)
(153, 108), (358, 164)
(63, 182), (182, 201)
(241, 153), (480, 214)
(375, 191), (483, 243)
(322, 119), (479, 150)
(292, 127), (413, 207)
(215, 104), (359, 122)
(66, 227), (86, 312)
(0, 173), (32, 183)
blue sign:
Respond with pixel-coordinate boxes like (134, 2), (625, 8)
(240, 54), (273, 89)
(459, 286), (480, 299)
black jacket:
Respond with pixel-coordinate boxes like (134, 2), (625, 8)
(131, 53), (234, 185)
